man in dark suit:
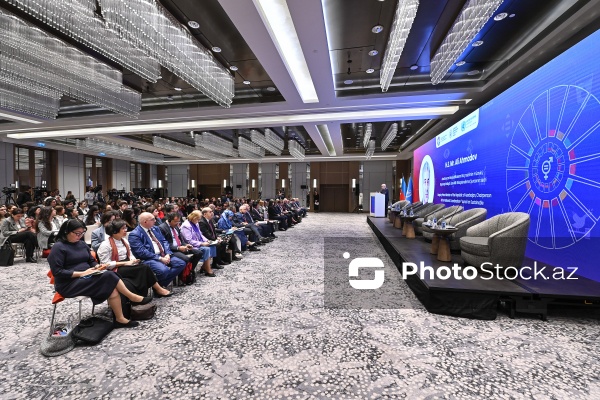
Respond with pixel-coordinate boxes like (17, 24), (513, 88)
(198, 208), (232, 266)
(128, 212), (186, 287)
(250, 202), (276, 238)
(158, 213), (204, 275)
(381, 184), (390, 217)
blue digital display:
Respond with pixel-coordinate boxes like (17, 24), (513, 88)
(414, 29), (600, 282)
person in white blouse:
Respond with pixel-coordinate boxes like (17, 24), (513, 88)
(37, 206), (61, 250)
(97, 219), (172, 298)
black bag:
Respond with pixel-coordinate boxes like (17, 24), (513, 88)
(71, 316), (114, 345)
(131, 302), (157, 320)
(0, 243), (15, 267)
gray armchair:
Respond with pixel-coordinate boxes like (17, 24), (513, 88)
(413, 204), (445, 235)
(423, 208), (487, 250)
(460, 212), (530, 268)
(415, 205), (462, 235)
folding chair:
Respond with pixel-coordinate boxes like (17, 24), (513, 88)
(47, 270), (94, 336)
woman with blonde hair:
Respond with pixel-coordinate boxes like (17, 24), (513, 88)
(180, 210), (217, 277)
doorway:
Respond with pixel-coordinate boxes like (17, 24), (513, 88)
(319, 184), (349, 212)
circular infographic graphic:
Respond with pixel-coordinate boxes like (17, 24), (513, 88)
(506, 85), (600, 249)
(419, 155), (435, 204)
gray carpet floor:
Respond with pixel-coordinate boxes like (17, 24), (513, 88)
(0, 213), (598, 399)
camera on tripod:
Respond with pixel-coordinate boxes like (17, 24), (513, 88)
(2, 187), (16, 194)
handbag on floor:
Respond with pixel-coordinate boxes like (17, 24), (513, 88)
(71, 316), (114, 345)
(131, 302), (157, 320)
(0, 243), (15, 266)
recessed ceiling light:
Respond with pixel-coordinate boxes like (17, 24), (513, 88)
(167, 95), (173, 100)
(266, 86), (277, 91)
(212, 46), (222, 53)
(467, 70), (480, 76)
(346, 137), (352, 139)
(494, 12), (508, 21)
(368, 50), (378, 56)
(410, 64), (418, 70)
(372, 25), (384, 34)
(229, 65), (238, 71)
(344, 80), (353, 84)
(188, 21), (199, 29)
(243, 80), (251, 85)
(509, 13), (516, 18)
(157, 76), (162, 79)
(174, 87), (182, 91)
(472, 40), (484, 47)
(455, 61), (466, 66)
(366, 68), (375, 74)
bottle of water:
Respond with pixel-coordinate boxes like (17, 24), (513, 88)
(432, 217), (437, 227)
(441, 220), (447, 229)
(410, 209), (414, 217)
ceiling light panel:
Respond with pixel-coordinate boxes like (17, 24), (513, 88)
(99, 0), (234, 107)
(380, 0), (419, 92)
(253, 0), (319, 103)
(430, 0), (503, 85)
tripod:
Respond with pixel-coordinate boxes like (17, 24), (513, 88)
(351, 189), (360, 213)
(3, 192), (16, 205)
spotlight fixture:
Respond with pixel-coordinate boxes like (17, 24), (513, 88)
(467, 69), (481, 75)
(230, 65), (239, 71)
(363, 123), (373, 148)
(430, 0), (503, 85)
(266, 86), (277, 91)
(174, 87), (182, 91)
(344, 80), (353, 85)
(365, 140), (376, 160)
(212, 46), (222, 53)
(379, 0), (419, 92)
(372, 25), (384, 33)
(288, 139), (306, 161)
(494, 12), (508, 21)
(368, 50), (379, 56)
(455, 61), (466, 66)
(366, 68), (375, 74)
(410, 64), (419, 70)
(472, 40), (484, 47)
(188, 20), (200, 29)
(243, 80), (251, 85)
(381, 122), (398, 150)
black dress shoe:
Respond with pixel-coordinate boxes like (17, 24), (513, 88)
(135, 296), (153, 305)
(154, 291), (173, 298)
(114, 320), (140, 328)
(204, 272), (216, 277)
(212, 264), (224, 269)
(248, 246), (261, 251)
(25, 257), (37, 263)
(218, 260), (231, 265)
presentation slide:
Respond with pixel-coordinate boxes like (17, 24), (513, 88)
(413, 29), (600, 282)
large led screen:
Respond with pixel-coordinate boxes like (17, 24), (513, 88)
(413, 29), (600, 282)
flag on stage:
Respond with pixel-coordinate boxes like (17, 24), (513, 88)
(406, 175), (413, 203)
(399, 176), (406, 200)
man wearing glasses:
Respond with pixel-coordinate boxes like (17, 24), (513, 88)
(128, 212), (186, 287)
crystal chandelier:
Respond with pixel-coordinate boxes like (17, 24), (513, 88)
(153, 136), (200, 159)
(198, 132), (235, 156)
(238, 137), (265, 160)
(4, 0), (161, 83)
(251, 129), (284, 156)
(381, 123), (398, 151)
(430, 0), (503, 85)
(98, 0), (234, 107)
(380, 0), (419, 92)
(77, 138), (164, 163)
(288, 139), (305, 161)
(0, 8), (141, 118)
(363, 123), (373, 148)
(365, 140), (375, 160)
(193, 134), (235, 161)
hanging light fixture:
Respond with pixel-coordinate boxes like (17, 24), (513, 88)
(380, 0), (419, 92)
(365, 140), (376, 160)
(251, 129), (284, 156)
(288, 139), (306, 161)
(77, 138), (163, 163)
(0, 8), (142, 119)
(197, 132), (235, 156)
(363, 123), (373, 148)
(381, 123), (399, 151)
(238, 137), (265, 159)
(430, 0), (504, 85)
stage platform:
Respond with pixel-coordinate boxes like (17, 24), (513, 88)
(368, 216), (600, 320)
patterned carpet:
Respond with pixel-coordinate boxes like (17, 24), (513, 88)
(0, 213), (598, 399)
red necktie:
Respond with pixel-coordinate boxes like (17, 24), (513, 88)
(172, 227), (181, 246)
(148, 229), (165, 256)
